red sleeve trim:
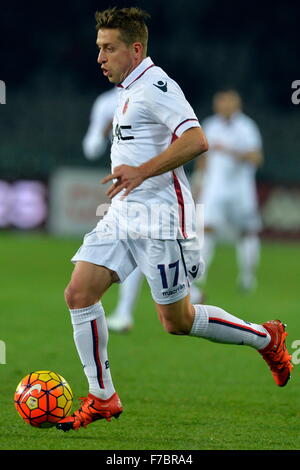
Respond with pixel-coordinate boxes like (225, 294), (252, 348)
(173, 118), (199, 136)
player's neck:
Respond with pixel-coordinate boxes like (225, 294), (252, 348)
(119, 57), (145, 84)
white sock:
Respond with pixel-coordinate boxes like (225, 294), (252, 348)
(113, 268), (144, 321)
(70, 302), (115, 399)
(236, 235), (260, 288)
(189, 304), (270, 350)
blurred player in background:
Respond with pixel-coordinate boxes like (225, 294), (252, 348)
(193, 89), (263, 295)
(82, 86), (117, 160)
(56, 8), (292, 432)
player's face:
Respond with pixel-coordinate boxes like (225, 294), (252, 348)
(96, 29), (139, 85)
(213, 93), (241, 118)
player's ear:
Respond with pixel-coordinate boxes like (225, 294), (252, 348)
(132, 42), (143, 58)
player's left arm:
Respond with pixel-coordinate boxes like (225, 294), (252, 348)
(102, 127), (208, 199)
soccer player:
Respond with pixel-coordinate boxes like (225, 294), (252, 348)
(56, 7), (292, 432)
(83, 84), (202, 333)
(193, 90), (263, 293)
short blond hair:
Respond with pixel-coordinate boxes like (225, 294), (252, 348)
(95, 7), (150, 56)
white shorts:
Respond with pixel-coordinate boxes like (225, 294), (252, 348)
(71, 223), (204, 305)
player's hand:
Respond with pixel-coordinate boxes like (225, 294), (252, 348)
(101, 165), (145, 199)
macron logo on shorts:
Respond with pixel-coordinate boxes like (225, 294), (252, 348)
(188, 264), (200, 279)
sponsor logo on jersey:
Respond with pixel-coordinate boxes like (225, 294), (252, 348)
(153, 80), (168, 92)
(114, 123), (134, 141)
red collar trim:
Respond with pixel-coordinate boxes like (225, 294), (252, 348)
(117, 62), (155, 89)
(123, 64), (155, 89)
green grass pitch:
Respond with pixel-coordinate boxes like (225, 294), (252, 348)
(0, 231), (299, 450)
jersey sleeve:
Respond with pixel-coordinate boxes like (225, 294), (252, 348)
(145, 78), (200, 137)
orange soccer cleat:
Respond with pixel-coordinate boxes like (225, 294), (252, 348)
(259, 320), (293, 387)
(56, 392), (123, 431)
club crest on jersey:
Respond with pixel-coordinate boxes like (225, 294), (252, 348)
(122, 98), (130, 114)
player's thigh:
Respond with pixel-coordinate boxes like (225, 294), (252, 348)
(72, 224), (137, 283)
(69, 260), (117, 297)
(66, 224), (137, 307)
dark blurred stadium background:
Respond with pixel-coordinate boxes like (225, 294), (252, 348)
(1, 0), (299, 237)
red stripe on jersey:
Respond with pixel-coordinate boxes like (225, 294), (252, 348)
(171, 132), (177, 144)
(91, 320), (104, 389)
(171, 133), (187, 238)
(172, 170), (187, 239)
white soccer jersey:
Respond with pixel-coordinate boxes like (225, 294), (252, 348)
(101, 56), (201, 240)
(82, 87), (118, 160)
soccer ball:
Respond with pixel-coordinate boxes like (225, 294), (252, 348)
(14, 370), (73, 428)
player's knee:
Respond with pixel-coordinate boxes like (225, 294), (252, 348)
(64, 283), (79, 308)
(64, 283), (98, 310)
